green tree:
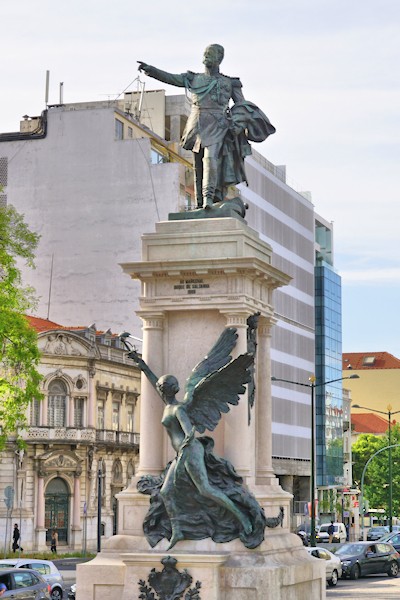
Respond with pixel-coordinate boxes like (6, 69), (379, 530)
(352, 426), (400, 516)
(0, 203), (42, 448)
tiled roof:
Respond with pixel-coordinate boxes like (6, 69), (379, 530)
(343, 352), (400, 370)
(26, 315), (117, 337)
(351, 412), (390, 434)
(26, 315), (66, 332)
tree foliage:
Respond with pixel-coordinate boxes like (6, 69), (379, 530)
(0, 203), (42, 448)
(352, 425), (400, 516)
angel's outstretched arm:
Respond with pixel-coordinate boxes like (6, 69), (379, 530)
(127, 350), (158, 391)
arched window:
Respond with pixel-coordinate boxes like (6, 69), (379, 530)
(112, 459), (123, 485)
(48, 380), (67, 427)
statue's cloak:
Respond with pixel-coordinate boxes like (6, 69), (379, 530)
(137, 436), (267, 549)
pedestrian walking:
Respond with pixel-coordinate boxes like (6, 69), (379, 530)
(50, 529), (58, 554)
(328, 520), (334, 543)
(12, 523), (23, 553)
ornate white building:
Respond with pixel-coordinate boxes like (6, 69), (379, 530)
(1, 317), (140, 552)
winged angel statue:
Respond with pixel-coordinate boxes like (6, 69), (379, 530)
(128, 327), (271, 550)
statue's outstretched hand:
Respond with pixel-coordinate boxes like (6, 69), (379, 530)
(137, 61), (151, 74)
(128, 349), (145, 369)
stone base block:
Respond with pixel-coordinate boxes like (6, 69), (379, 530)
(76, 533), (325, 600)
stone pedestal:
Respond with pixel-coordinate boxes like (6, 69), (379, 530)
(77, 534), (325, 600)
(76, 217), (325, 599)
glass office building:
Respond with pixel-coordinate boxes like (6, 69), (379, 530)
(315, 218), (343, 487)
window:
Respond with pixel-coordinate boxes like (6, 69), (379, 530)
(127, 126), (133, 138)
(363, 356), (376, 366)
(97, 401), (105, 430)
(151, 148), (168, 164)
(74, 397), (85, 428)
(48, 380), (67, 427)
(24, 563), (50, 575)
(115, 119), (124, 140)
(127, 404), (134, 432)
(112, 402), (120, 431)
(30, 398), (40, 426)
(14, 572), (37, 588)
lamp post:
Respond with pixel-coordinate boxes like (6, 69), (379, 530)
(272, 374), (360, 546)
(359, 444), (400, 539)
(97, 460), (103, 553)
(353, 404), (400, 532)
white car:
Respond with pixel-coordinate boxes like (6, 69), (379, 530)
(0, 559), (63, 600)
(306, 546), (342, 587)
(316, 522), (347, 544)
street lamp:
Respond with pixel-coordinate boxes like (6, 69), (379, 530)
(353, 403), (400, 532)
(272, 374), (360, 546)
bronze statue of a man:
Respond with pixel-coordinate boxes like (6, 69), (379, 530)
(138, 44), (275, 209)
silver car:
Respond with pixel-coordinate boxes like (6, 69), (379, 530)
(0, 560), (63, 600)
(306, 546), (343, 587)
(0, 568), (51, 600)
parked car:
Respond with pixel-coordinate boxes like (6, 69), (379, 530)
(0, 559), (63, 600)
(367, 526), (389, 541)
(306, 546), (342, 587)
(0, 567), (51, 600)
(378, 531), (400, 551)
(296, 523), (319, 544)
(316, 522), (347, 544)
(336, 541), (400, 579)
(297, 530), (309, 546)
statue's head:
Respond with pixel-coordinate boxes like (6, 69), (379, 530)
(156, 375), (180, 401)
(203, 44), (224, 68)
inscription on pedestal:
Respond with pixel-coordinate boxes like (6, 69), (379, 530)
(173, 278), (210, 295)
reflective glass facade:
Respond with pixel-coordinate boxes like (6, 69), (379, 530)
(315, 261), (343, 487)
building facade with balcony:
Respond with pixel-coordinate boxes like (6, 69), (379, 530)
(1, 317), (140, 552)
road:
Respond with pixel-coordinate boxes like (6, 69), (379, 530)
(327, 575), (400, 598)
(54, 558), (400, 599)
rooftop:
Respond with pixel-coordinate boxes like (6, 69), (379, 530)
(343, 352), (400, 370)
(351, 412), (390, 434)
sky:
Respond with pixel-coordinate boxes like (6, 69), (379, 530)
(1, 0), (400, 356)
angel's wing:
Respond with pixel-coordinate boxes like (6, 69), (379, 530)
(182, 327), (239, 405)
(186, 352), (254, 433)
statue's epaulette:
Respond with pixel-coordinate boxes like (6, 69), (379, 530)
(220, 73), (242, 86)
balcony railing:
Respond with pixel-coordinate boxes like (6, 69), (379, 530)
(96, 430), (140, 445)
(21, 426), (140, 446)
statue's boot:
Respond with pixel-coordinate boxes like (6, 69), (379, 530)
(203, 196), (214, 210)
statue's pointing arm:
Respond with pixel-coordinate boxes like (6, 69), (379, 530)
(137, 61), (186, 88)
(127, 350), (158, 391)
